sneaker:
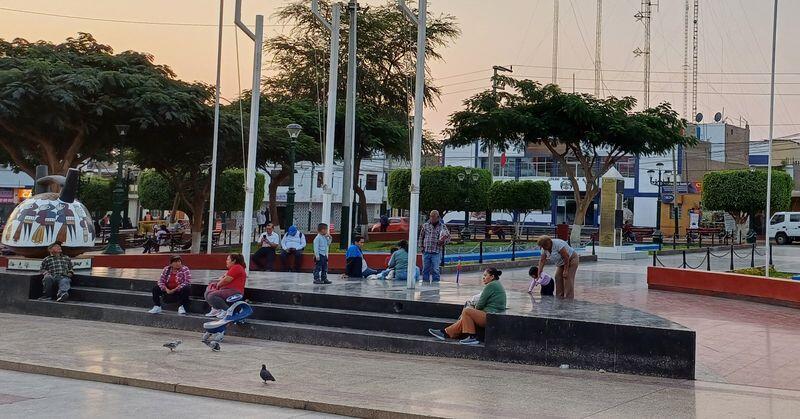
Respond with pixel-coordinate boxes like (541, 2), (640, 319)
(205, 308), (222, 317)
(366, 274), (380, 280)
(177, 306), (186, 315)
(148, 306), (162, 314)
(428, 328), (447, 341)
(459, 336), (480, 346)
(313, 280), (324, 284)
(56, 293), (68, 302)
(38, 295), (52, 301)
(323, 280), (332, 284)
(216, 310), (227, 319)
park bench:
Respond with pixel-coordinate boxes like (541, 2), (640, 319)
(629, 227), (655, 243)
(686, 227), (724, 245)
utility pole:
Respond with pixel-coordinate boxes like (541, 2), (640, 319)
(311, 0), (341, 229)
(683, 0), (689, 119)
(339, 0), (358, 249)
(634, 0), (654, 108)
(206, 0), (224, 254)
(552, 0), (559, 84)
(397, 0), (427, 289)
(765, 0), (779, 274)
(234, 0), (264, 272)
(595, 0), (602, 97)
(692, 0), (699, 117)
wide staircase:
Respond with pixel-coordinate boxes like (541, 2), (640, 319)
(36, 274), (486, 359)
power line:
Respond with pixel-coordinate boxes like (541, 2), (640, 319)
(0, 6), (285, 28)
(512, 63), (800, 77)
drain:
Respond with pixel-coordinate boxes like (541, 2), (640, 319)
(393, 302), (403, 313)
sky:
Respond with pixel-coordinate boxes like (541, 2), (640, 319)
(1, 0), (799, 142)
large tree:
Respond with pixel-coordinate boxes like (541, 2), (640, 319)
(264, 0), (459, 226)
(0, 33), (202, 177)
(446, 78), (693, 242)
(703, 169), (792, 237)
(488, 180), (551, 237)
(388, 166), (491, 215)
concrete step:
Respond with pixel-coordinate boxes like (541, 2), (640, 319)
(23, 299), (485, 359)
(69, 286), (456, 337)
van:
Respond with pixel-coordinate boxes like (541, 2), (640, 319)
(768, 212), (800, 245)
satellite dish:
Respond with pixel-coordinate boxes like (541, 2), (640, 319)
(695, 113), (703, 123)
(714, 112), (723, 122)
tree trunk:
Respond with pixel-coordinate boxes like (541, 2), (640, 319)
(268, 168), (289, 230)
(570, 189), (598, 246)
(731, 212), (749, 244)
(190, 198), (204, 253)
(169, 195), (180, 223)
(354, 185), (369, 241)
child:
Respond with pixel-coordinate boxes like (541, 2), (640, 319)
(313, 223), (333, 284)
(528, 266), (554, 296)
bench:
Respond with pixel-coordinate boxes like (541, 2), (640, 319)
(167, 232), (190, 251)
(686, 227), (724, 245)
(629, 227), (655, 243)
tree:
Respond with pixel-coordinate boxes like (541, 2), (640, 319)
(446, 78), (693, 242)
(388, 166), (491, 214)
(488, 180), (550, 237)
(264, 0), (460, 226)
(137, 169), (175, 211)
(0, 33), (205, 177)
(77, 175), (113, 216)
(703, 169), (792, 237)
(214, 169), (266, 212)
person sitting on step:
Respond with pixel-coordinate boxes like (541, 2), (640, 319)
(280, 225), (306, 272)
(344, 236), (379, 278)
(204, 253), (247, 319)
(428, 267), (507, 345)
(148, 255), (192, 315)
(38, 242), (73, 302)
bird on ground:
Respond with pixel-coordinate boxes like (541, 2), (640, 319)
(163, 340), (182, 351)
(204, 340), (221, 352)
(260, 364), (276, 383)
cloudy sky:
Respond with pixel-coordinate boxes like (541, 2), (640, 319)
(2, 0), (798, 142)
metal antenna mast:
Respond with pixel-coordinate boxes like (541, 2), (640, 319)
(692, 0), (699, 117)
(595, 0), (602, 97)
(683, 0), (689, 118)
(552, 0), (559, 84)
(634, 1), (654, 108)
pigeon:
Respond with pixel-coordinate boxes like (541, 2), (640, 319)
(163, 340), (182, 351)
(260, 364), (276, 383)
(204, 340), (221, 352)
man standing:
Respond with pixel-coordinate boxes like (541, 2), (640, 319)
(256, 210), (267, 234)
(419, 210), (450, 282)
(251, 223), (280, 271)
(38, 242), (73, 302)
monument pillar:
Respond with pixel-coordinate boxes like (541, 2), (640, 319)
(599, 167), (624, 247)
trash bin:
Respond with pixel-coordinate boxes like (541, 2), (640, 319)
(556, 223), (569, 241)
(652, 230), (663, 245)
(746, 229), (757, 244)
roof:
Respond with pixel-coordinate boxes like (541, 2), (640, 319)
(0, 169), (33, 188)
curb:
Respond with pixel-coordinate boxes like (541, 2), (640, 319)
(0, 359), (442, 419)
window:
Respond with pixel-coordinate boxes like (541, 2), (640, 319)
(789, 214), (800, 223)
(771, 214), (785, 225)
(365, 174), (378, 190)
(615, 156), (636, 178)
(668, 204), (683, 220)
(316, 172), (324, 188)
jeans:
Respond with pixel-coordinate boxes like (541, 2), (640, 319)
(280, 249), (303, 272)
(42, 274), (70, 299)
(390, 267), (420, 282)
(422, 252), (442, 282)
(251, 247), (276, 270)
(152, 285), (191, 308)
(313, 255), (328, 282)
(204, 287), (241, 310)
(362, 267), (379, 277)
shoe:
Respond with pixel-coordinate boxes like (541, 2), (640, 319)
(205, 308), (222, 317)
(177, 306), (186, 315)
(323, 280), (332, 284)
(56, 293), (68, 302)
(216, 310), (227, 319)
(459, 336), (480, 346)
(366, 274), (380, 280)
(148, 306), (162, 314)
(428, 328), (447, 341)
(38, 296), (52, 301)
(313, 279), (323, 284)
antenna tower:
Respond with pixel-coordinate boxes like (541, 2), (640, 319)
(634, 1), (655, 108)
(595, 0), (602, 96)
(692, 0), (699, 117)
(552, 0), (559, 84)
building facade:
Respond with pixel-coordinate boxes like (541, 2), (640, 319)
(0, 166), (34, 223)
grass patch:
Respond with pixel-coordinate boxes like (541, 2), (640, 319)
(734, 266), (796, 279)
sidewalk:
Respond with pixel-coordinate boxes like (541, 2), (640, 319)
(2, 313), (799, 418)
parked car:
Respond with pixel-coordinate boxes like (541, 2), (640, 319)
(370, 217), (409, 232)
(768, 212), (800, 245)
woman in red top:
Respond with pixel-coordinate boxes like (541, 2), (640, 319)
(204, 253), (247, 318)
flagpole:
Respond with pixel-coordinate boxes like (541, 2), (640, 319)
(764, 0), (779, 275)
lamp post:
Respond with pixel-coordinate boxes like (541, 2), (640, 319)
(285, 123), (302, 228)
(647, 162), (671, 246)
(457, 168), (480, 241)
(103, 124), (129, 255)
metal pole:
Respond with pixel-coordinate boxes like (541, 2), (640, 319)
(751, 243), (755, 268)
(313, 1), (341, 228)
(479, 241), (483, 264)
(339, 0), (358, 250)
(286, 141), (296, 227)
(235, 2), (264, 273)
(765, 0), (779, 274)
(398, 0), (426, 289)
(682, 250), (686, 269)
(706, 248), (710, 271)
(103, 151), (126, 254)
(206, 0), (224, 254)
(730, 244), (734, 271)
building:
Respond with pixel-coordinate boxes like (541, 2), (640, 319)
(0, 165), (34, 222)
(749, 135), (800, 210)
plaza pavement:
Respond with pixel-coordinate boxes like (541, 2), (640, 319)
(2, 245), (800, 417)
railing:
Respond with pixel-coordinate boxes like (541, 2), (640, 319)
(651, 243), (772, 271)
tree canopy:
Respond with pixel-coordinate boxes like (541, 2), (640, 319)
(388, 166), (491, 214)
(77, 175), (113, 215)
(445, 78), (692, 239)
(703, 169), (792, 225)
(214, 168), (266, 212)
(488, 180), (551, 236)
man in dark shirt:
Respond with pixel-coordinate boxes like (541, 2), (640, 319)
(39, 242), (74, 302)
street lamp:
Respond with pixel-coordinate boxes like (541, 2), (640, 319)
(457, 168), (480, 240)
(102, 124), (129, 255)
(285, 123), (302, 227)
(647, 162), (671, 246)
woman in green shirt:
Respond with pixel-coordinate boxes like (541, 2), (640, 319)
(428, 267), (507, 345)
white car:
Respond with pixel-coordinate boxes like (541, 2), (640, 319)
(768, 212), (800, 245)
